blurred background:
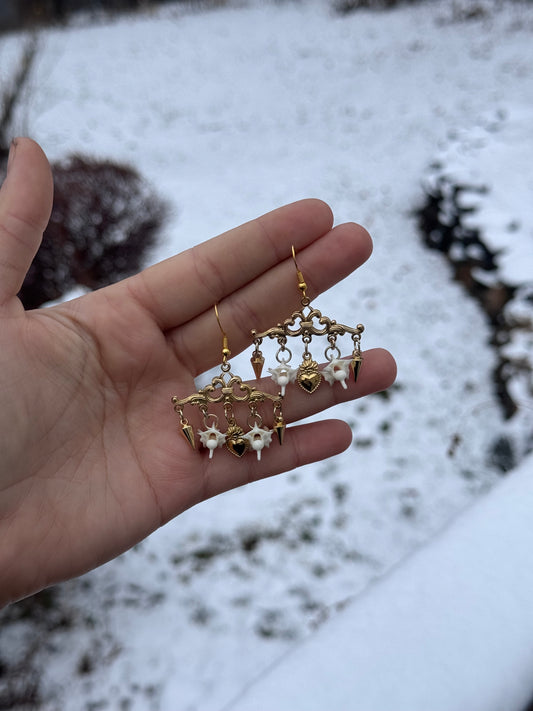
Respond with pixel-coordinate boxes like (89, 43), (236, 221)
(0, 0), (532, 709)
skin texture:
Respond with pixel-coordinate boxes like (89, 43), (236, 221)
(0, 138), (396, 605)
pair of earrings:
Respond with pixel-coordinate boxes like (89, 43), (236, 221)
(172, 247), (364, 461)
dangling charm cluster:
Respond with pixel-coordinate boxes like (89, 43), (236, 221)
(250, 246), (364, 394)
(172, 306), (285, 460)
(171, 247), (366, 461)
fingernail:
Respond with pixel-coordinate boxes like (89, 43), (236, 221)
(7, 138), (19, 172)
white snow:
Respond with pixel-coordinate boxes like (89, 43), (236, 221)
(1, 1), (533, 709)
(225, 450), (533, 711)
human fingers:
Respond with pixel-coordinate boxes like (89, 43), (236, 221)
(168, 219), (372, 376)
(0, 138), (53, 308)
(126, 198), (335, 331)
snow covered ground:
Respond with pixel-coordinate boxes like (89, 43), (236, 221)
(227, 452), (533, 711)
(1, 1), (532, 709)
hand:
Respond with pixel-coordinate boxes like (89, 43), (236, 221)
(0, 138), (396, 605)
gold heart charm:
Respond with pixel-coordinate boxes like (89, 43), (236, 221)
(225, 425), (249, 457)
(297, 361), (321, 393)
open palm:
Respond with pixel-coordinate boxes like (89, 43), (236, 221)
(0, 139), (396, 605)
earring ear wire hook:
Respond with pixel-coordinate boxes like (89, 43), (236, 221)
(214, 303), (231, 364)
(291, 245), (307, 299)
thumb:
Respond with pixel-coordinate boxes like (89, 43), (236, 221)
(0, 137), (53, 307)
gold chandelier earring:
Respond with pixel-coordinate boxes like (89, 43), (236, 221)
(250, 246), (364, 395)
(172, 305), (286, 460)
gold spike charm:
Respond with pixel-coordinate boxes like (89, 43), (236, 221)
(350, 328), (364, 383)
(351, 354), (363, 383)
(273, 415), (286, 445)
(172, 402), (196, 450)
(250, 348), (265, 379)
(181, 423), (196, 449)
